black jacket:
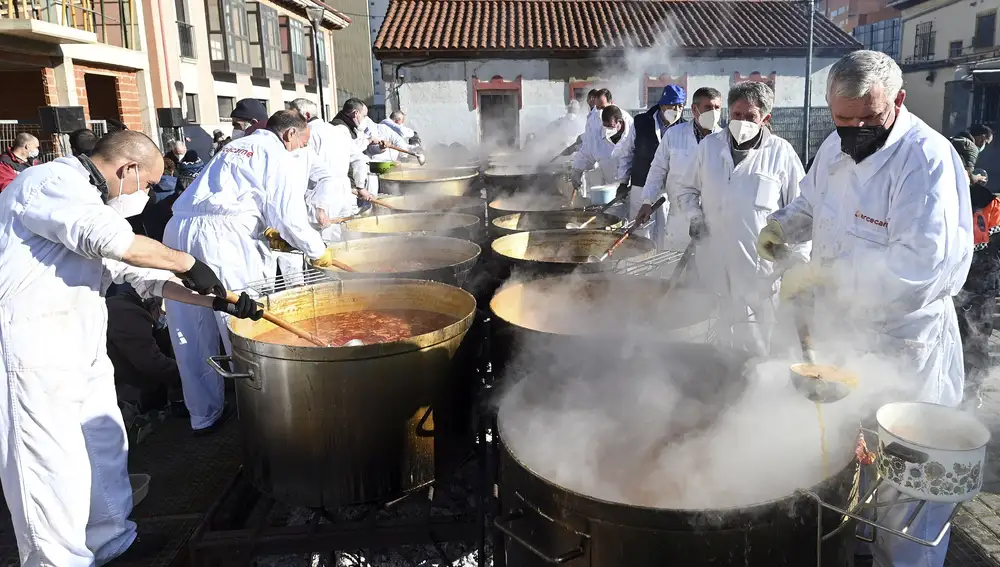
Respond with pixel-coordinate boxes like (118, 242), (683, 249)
(626, 106), (665, 188)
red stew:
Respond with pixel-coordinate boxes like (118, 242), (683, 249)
(254, 309), (459, 347)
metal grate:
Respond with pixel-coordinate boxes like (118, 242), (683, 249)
(946, 527), (1000, 566)
(613, 249), (685, 278)
(240, 267), (337, 300)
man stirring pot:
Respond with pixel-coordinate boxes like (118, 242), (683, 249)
(757, 50), (972, 567)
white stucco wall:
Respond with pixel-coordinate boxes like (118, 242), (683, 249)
(383, 56), (841, 146)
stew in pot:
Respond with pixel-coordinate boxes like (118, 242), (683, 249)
(254, 309), (459, 346)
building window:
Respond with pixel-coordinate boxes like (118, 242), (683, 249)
(184, 93), (199, 123)
(313, 28), (330, 88)
(913, 22), (935, 60)
(206, 0), (252, 74)
(217, 96), (235, 120)
(248, 3), (283, 80)
(257, 99), (269, 114)
(279, 16), (308, 84)
(176, 0), (196, 58)
(974, 11), (997, 49)
(950, 40), (964, 57)
(853, 17), (900, 60)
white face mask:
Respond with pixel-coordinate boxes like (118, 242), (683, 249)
(107, 166), (149, 218)
(663, 109), (679, 124)
(27, 148), (39, 159)
(604, 127), (618, 139)
(697, 109), (722, 130)
(729, 120), (761, 145)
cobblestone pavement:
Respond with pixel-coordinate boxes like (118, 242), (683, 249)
(947, 332), (1000, 566)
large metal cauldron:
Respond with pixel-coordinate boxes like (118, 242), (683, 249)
(341, 212), (482, 242)
(489, 274), (717, 380)
(215, 279), (476, 508)
(370, 194), (487, 223)
(378, 167), (480, 197)
(495, 341), (859, 567)
(482, 163), (572, 197)
(317, 235), (481, 288)
(490, 211), (622, 239)
(488, 194), (583, 219)
(491, 229), (655, 280)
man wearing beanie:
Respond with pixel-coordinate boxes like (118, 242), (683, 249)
(230, 99), (269, 139)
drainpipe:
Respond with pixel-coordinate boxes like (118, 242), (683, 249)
(153, 0), (176, 107)
(802, 0), (816, 165)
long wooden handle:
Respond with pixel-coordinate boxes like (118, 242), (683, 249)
(602, 195), (666, 258)
(384, 144), (420, 158)
(225, 292), (327, 347)
(369, 197), (398, 210)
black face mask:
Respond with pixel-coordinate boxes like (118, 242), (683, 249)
(837, 124), (892, 163)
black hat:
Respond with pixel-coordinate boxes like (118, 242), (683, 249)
(231, 99), (268, 123)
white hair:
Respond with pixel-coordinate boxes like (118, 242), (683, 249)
(728, 81), (774, 116)
(288, 98), (319, 119)
(826, 50), (903, 102)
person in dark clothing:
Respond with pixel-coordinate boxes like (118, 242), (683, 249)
(230, 98), (268, 139)
(0, 132), (39, 191)
(138, 158), (181, 242)
(952, 135), (1000, 408)
(68, 128), (98, 157)
(106, 284), (186, 416)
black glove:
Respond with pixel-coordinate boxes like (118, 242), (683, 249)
(689, 216), (709, 240)
(408, 134), (421, 145)
(616, 183), (630, 198)
(179, 258), (225, 296)
(212, 292), (264, 320)
(569, 169), (584, 189)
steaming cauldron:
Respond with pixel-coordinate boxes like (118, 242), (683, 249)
(489, 274), (717, 380)
(490, 229), (655, 281)
(482, 163), (572, 199)
(495, 341), (859, 567)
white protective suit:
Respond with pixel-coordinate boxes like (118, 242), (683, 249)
(380, 118), (415, 141)
(368, 122), (413, 163)
(304, 118), (358, 244)
(572, 107), (634, 190)
(676, 127), (808, 356)
(769, 107), (972, 567)
(164, 129), (327, 431)
(0, 156), (174, 566)
(615, 110), (678, 246)
(332, 118), (377, 200)
(641, 120), (722, 250)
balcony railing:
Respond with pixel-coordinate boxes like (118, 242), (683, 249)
(0, 0), (138, 49)
(902, 41), (1000, 71)
(177, 20), (195, 58)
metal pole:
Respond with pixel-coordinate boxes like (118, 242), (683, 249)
(312, 23), (326, 121)
(803, 0), (816, 164)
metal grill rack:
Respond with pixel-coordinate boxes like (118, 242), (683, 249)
(613, 249), (686, 278)
(240, 267), (336, 300)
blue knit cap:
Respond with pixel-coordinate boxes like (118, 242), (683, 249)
(657, 85), (686, 106)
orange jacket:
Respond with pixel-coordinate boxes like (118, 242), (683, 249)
(973, 198), (1000, 251)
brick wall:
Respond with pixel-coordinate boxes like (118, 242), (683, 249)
(73, 62), (142, 131)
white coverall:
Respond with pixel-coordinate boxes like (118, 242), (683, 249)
(380, 118), (415, 141)
(0, 157), (174, 566)
(164, 129), (327, 430)
(641, 120), (722, 250)
(333, 119), (377, 201)
(368, 122), (414, 163)
(769, 107), (973, 567)
(572, 107), (633, 191)
(302, 118), (358, 245)
(615, 111), (678, 246)
(676, 128), (809, 356)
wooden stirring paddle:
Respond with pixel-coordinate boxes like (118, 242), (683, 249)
(369, 197), (399, 211)
(225, 292), (328, 347)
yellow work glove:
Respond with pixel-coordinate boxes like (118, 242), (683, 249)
(263, 228), (293, 252)
(779, 263), (827, 301)
(757, 219), (788, 262)
(310, 247), (337, 268)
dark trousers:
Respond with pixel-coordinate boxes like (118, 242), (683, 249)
(956, 289), (995, 399)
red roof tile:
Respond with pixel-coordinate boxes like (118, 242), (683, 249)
(373, 0), (860, 58)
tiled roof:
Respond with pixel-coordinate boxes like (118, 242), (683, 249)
(373, 0), (860, 57)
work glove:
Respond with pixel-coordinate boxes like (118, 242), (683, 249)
(569, 168), (584, 190)
(757, 219), (788, 262)
(310, 248), (338, 268)
(635, 203), (653, 225)
(408, 134), (421, 146)
(212, 292), (264, 320)
(263, 228), (293, 252)
(689, 215), (709, 240)
(179, 258), (225, 296)
(779, 263), (827, 301)
(616, 183), (631, 199)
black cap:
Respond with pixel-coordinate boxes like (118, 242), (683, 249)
(231, 99), (268, 123)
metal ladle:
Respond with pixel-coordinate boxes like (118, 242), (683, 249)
(565, 190), (631, 229)
(385, 144), (426, 165)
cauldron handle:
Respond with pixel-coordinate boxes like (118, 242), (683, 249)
(206, 355), (253, 380)
(494, 512), (585, 564)
(415, 406), (435, 437)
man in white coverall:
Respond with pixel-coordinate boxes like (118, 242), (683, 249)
(675, 81), (807, 356)
(570, 88), (621, 192)
(636, 87), (724, 250)
(331, 98), (380, 203)
(757, 50), (972, 567)
(0, 130), (262, 567)
(165, 111), (337, 434)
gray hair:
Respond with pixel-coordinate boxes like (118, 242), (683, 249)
(727, 81), (774, 116)
(826, 50), (903, 102)
(287, 98), (319, 119)
(389, 110), (405, 122)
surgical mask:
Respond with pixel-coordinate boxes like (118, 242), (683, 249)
(663, 109), (679, 124)
(728, 120), (761, 145)
(697, 109), (722, 130)
(27, 148), (39, 159)
(107, 167), (149, 218)
(837, 125), (890, 163)
(979, 143), (988, 152)
(604, 127), (618, 139)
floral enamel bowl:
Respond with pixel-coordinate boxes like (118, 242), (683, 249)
(875, 401), (990, 503)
